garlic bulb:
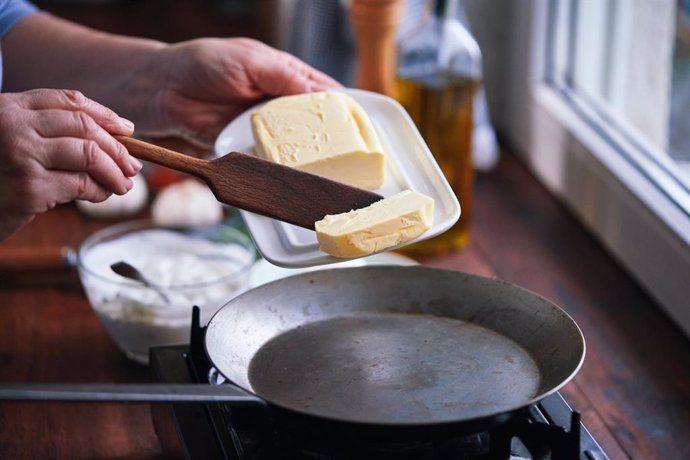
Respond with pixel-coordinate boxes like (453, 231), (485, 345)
(77, 173), (148, 219)
(151, 179), (223, 226)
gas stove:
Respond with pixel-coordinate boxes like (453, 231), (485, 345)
(149, 313), (608, 460)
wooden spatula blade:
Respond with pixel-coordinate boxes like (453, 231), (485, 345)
(114, 136), (383, 230)
(207, 152), (384, 230)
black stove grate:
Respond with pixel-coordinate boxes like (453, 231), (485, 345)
(149, 309), (609, 460)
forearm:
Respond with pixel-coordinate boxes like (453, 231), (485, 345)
(2, 14), (168, 125)
(2, 14), (340, 148)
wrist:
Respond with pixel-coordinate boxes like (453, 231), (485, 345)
(95, 38), (171, 133)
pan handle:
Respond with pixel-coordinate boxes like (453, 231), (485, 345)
(0, 246), (76, 272)
(0, 383), (266, 405)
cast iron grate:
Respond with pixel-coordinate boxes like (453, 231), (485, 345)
(149, 307), (608, 460)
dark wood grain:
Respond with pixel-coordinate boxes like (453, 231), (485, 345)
(459, 154), (690, 460)
(0, 206), (161, 459)
(117, 136), (384, 230)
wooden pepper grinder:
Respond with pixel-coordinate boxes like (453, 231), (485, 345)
(349, 0), (403, 96)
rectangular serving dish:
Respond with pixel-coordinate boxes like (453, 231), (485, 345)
(213, 88), (460, 267)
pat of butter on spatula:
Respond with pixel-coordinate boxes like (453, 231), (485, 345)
(315, 190), (434, 258)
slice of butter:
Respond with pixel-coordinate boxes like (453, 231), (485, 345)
(315, 190), (434, 258)
(251, 91), (385, 189)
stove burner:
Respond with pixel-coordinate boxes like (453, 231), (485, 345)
(149, 308), (609, 460)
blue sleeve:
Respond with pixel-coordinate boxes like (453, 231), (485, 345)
(0, 0), (38, 38)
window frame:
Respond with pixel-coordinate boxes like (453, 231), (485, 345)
(497, 0), (690, 336)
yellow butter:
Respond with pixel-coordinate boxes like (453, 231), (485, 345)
(315, 190), (434, 258)
(251, 91), (385, 189)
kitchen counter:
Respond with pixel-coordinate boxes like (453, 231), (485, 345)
(0, 152), (689, 459)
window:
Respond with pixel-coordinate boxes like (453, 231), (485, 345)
(553, 0), (690, 220)
(471, 0), (690, 336)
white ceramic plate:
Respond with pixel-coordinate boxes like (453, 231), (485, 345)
(248, 252), (418, 289)
(214, 88), (460, 268)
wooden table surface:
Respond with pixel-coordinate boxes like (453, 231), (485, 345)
(0, 152), (688, 459)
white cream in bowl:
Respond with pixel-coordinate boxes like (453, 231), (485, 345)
(78, 223), (256, 364)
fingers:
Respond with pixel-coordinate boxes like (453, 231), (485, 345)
(278, 57), (342, 94)
(7, 168), (112, 220)
(17, 89), (142, 197)
(278, 53), (342, 91)
(33, 109), (142, 177)
(255, 47), (342, 96)
(20, 88), (134, 135)
(39, 137), (133, 195)
(48, 170), (113, 204)
(0, 89), (138, 238)
(294, 59), (342, 90)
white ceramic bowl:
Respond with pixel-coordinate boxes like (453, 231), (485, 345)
(77, 220), (256, 364)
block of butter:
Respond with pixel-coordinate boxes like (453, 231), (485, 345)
(315, 190), (434, 258)
(251, 91), (386, 189)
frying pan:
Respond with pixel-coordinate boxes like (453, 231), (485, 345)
(204, 265), (585, 438)
(0, 266), (584, 441)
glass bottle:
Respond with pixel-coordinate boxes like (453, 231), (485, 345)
(395, 0), (481, 257)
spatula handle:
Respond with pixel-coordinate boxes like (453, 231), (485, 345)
(114, 135), (210, 178)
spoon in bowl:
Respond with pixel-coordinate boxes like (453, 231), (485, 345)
(110, 261), (171, 304)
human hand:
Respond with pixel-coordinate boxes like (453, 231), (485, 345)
(0, 89), (141, 239)
(137, 38), (341, 149)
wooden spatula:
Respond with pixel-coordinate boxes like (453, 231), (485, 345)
(115, 136), (384, 230)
